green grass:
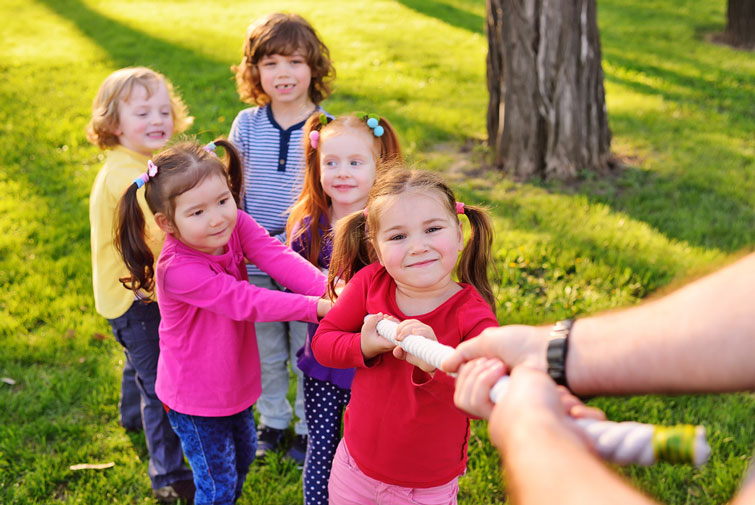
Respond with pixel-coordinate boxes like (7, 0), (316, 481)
(0, 0), (753, 503)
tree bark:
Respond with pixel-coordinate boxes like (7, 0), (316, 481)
(486, 0), (611, 180)
(726, 0), (755, 48)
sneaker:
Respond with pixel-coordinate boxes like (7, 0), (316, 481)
(153, 478), (195, 504)
(256, 424), (284, 458)
(285, 434), (308, 466)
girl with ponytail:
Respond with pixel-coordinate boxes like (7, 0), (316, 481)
(286, 112), (402, 505)
(311, 169), (498, 504)
(116, 138), (331, 504)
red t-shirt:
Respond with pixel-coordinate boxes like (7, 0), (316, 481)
(312, 263), (498, 488)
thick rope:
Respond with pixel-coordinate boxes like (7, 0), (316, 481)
(374, 318), (710, 466)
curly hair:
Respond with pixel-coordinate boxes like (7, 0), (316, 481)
(232, 13), (335, 106)
(86, 67), (192, 150)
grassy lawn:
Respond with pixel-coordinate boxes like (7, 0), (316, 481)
(1, 0), (753, 503)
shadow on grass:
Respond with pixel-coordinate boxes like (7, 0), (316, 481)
(394, 0), (485, 35)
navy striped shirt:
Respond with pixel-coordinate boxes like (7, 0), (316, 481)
(230, 104), (323, 276)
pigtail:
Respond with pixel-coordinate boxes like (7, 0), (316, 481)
(327, 210), (375, 301)
(374, 117), (404, 164)
(287, 113), (331, 265)
(114, 183), (156, 296)
(456, 205), (496, 312)
(211, 138), (244, 208)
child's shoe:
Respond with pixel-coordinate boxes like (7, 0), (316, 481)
(285, 434), (308, 467)
(255, 424), (284, 458)
(153, 478), (195, 504)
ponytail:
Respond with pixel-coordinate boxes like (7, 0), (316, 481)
(287, 113), (331, 265)
(456, 205), (495, 312)
(372, 117), (403, 164)
(327, 210), (375, 301)
(210, 138), (244, 207)
(115, 183), (156, 296)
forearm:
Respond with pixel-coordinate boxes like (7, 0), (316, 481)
(569, 254), (755, 396)
(501, 414), (656, 505)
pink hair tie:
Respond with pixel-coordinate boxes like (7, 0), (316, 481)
(455, 201), (465, 215)
(362, 207), (368, 217)
(309, 130), (320, 149)
(147, 160), (158, 177)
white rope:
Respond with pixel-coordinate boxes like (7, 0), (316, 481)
(374, 318), (710, 466)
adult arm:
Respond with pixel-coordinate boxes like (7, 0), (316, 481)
(444, 253), (755, 396)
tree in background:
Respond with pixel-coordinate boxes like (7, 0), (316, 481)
(725, 0), (755, 48)
(486, 0), (611, 180)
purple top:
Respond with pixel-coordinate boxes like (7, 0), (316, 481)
(291, 215), (355, 390)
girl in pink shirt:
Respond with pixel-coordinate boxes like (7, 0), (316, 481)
(116, 139), (331, 504)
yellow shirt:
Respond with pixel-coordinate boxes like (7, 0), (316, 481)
(89, 146), (164, 319)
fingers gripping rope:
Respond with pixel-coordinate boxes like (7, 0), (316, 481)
(373, 318), (710, 467)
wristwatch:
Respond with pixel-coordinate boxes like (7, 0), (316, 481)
(547, 319), (574, 388)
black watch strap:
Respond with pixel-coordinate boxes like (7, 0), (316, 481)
(547, 319), (574, 388)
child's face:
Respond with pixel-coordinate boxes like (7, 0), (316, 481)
(374, 191), (463, 293)
(319, 129), (376, 210)
(162, 174), (238, 255)
(257, 52), (312, 107)
(115, 82), (173, 157)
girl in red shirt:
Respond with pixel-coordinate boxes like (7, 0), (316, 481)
(312, 169), (498, 504)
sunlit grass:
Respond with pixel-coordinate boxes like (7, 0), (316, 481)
(1, 0), (753, 503)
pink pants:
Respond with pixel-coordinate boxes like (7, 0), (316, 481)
(328, 439), (459, 505)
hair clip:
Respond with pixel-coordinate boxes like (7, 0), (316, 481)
(133, 160), (158, 188)
(363, 114), (384, 137)
(318, 113), (332, 125)
(362, 207), (369, 217)
(309, 130), (320, 149)
(204, 142), (218, 157)
(455, 201), (465, 215)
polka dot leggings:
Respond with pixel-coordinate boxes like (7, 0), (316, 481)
(302, 375), (351, 505)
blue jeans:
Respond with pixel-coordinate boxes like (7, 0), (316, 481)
(167, 407), (257, 505)
(118, 352), (143, 430)
(108, 301), (192, 489)
(250, 274), (308, 435)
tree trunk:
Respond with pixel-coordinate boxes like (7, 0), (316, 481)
(726, 0), (755, 48)
(486, 0), (611, 180)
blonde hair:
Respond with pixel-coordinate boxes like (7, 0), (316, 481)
(286, 114), (403, 266)
(328, 169), (496, 311)
(232, 12), (335, 106)
(86, 67), (193, 150)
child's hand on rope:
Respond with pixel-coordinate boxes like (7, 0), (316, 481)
(393, 319), (438, 373)
(360, 313), (397, 360)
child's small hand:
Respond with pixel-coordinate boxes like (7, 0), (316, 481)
(361, 313), (396, 360)
(316, 297), (333, 318)
(393, 319), (437, 373)
(453, 357), (506, 419)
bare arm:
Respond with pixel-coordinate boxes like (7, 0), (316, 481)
(444, 253), (755, 396)
(570, 253), (755, 395)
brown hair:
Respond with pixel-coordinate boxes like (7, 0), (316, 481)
(328, 169), (496, 311)
(286, 113), (403, 266)
(86, 67), (193, 149)
(232, 12), (335, 106)
(115, 139), (243, 295)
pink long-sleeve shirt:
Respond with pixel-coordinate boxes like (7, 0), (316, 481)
(155, 209), (327, 416)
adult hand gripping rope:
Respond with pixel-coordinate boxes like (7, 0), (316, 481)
(372, 317), (710, 466)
